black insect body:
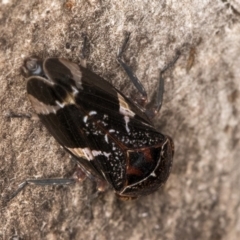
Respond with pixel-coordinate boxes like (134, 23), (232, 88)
(21, 48), (176, 200)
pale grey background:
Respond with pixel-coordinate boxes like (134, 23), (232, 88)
(0, 0), (240, 239)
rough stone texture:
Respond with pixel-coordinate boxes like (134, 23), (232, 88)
(0, 0), (240, 239)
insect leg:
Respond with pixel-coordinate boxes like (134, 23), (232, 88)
(4, 178), (76, 203)
(5, 111), (32, 119)
(155, 50), (180, 113)
(5, 165), (88, 203)
(117, 34), (180, 116)
(117, 33), (147, 103)
(72, 160), (108, 192)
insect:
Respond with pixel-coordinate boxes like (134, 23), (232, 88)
(16, 36), (179, 201)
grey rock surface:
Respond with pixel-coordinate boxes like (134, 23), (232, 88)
(0, 0), (239, 239)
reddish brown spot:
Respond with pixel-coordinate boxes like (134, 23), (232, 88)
(115, 193), (138, 201)
(126, 165), (142, 176)
(143, 148), (153, 162)
(72, 166), (86, 182)
(96, 178), (108, 192)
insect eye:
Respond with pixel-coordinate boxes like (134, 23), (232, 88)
(22, 58), (43, 77)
